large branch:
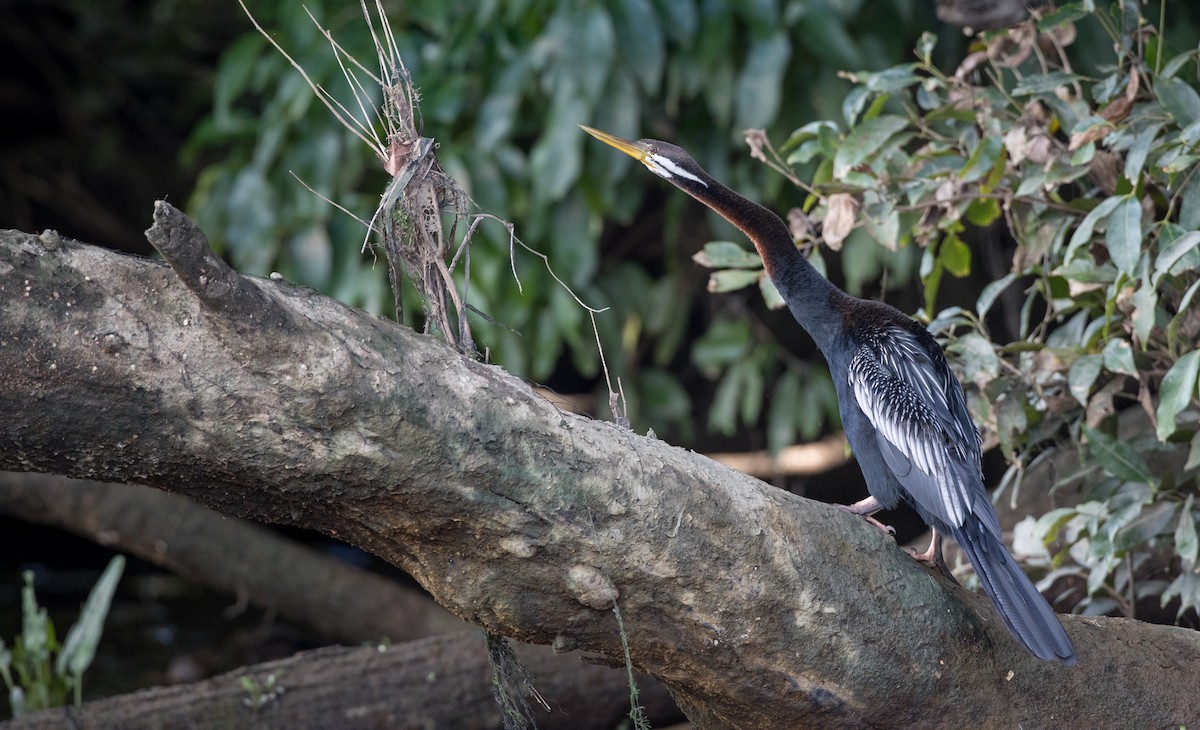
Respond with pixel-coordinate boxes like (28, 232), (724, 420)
(2, 212), (1199, 728)
(0, 471), (465, 644)
(5, 632), (681, 729)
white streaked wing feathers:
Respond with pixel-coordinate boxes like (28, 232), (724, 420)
(849, 328), (982, 529)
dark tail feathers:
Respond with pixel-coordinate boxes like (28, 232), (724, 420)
(952, 519), (1077, 666)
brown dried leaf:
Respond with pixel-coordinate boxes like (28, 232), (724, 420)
(787, 208), (815, 243)
(1068, 122), (1112, 151)
(745, 128), (770, 164)
(1101, 68), (1140, 123)
(936, 179), (963, 221)
(1087, 149), (1121, 195)
(1085, 379), (1122, 428)
(822, 194), (858, 251)
(954, 50), (990, 82)
(1005, 126), (1055, 165)
(1033, 348), (1064, 380)
(1067, 279), (1105, 297)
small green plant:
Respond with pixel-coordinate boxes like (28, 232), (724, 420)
(0, 556), (125, 718)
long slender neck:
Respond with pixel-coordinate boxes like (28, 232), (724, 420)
(683, 173), (849, 350)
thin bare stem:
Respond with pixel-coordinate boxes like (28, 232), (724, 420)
(238, 0), (383, 158)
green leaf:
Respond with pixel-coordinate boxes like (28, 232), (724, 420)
(841, 86), (871, 129)
(1130, 283), (1157, 345)
(1083, 425), (1154, 484)
(965, 198), (1002, 227)
(708, 269), (761, 293)
(1065, 195), (1123, 261)
(1154, 231), (1200, 283)
(1161, 49), (1198, 79)
(1181, 175), (1200, 231)
(1035, 507), (1079, 546)
(1101, 338), (1136, 376)
(1169, 279), (1200, 355)
(794, 3), (860, 69)
(612, 0), (665, 92)
(1124, 123), (1164, 183)
(20, 571), (52, 664)
(1105, 196), (1143, 275)
(976, 272), (1018, 317)
(57, 556), (124, 681)
(863, 196), (899, 250)
(1037, 3), (1090, 30)
(1158, 77), (1200, 127)
(559, 6), (615, 103)
(861, 93), (891, 124)
(654, 0), (697, 42)
(1177, 494), (1199, 565)
(832, 115), (909, 178)
(709, 360), (754, 435)
(693, 241), (762, 269)
(1187, 431), (1200, 471)
(1161, 570), (1200, 618)
(767, 371), (799, 453)
(1012, 71), (1081, 97)
(1156, 349), (1200, 441)
(476, 57), (533, 148)
(860, 65), (922, 94)
(1115, 501), (1178, 551)
(781, 120), (840, 153)
(948, 332), (999, 386)
(959, 135), (1002, 185)
(817, 124), (841, 160)
(1068, 353), (1103, 406)
(735, 31), (790, 130)
(939, 233), (971, 277)
(915, 31), (936, 64)
(692, 318), (752, 375)
(995, 392), (1027, 458)
(529, 91), (587, 203)
(759, 275), (785, 310)
(740, 359), (765, 423)
(213, 34), (266, 128)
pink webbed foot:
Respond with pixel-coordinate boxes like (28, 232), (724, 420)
(835, 496), (895, 537)
(907, 529), (958, 584)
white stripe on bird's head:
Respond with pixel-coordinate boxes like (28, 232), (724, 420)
(645, 154), (708, 187)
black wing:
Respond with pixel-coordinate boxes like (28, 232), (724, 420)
(848, 325), (992, 533)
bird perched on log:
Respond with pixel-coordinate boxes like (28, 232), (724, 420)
(582, 125), (1077, 666)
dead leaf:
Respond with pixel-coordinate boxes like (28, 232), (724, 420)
(1101, 68), (1139, 124)
(1087, 149), (1121, 194)
(822, 194), (858, 250)
(1069, 121), (1112, 151)
(787, 208), (815, 243)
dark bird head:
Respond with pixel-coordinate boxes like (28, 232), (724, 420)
(580, 125), (710, 192)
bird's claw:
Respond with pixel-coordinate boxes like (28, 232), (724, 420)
(865, 514), (896, 537)
(907, 544), (958, 584)
(834, 503), (896, 537)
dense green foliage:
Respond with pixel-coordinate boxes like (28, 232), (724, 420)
(699, 1), (1200, 619)
(187, 0), (936, 437)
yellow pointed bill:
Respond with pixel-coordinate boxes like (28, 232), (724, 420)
(579, 125), (649, 162)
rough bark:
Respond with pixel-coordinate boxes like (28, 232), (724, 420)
(3, 632), (681, 730)
(0, 471), (466, 644)
(2, 211), (1199, 728)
